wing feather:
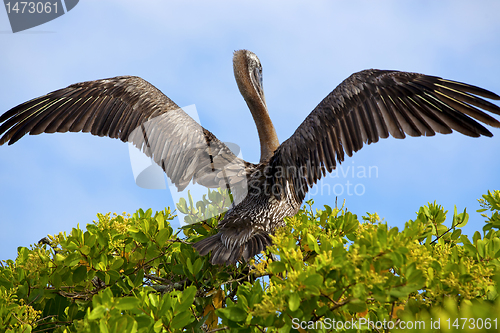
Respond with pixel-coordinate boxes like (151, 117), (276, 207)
(0, 76), (254, 194)
(268, 69), (500, 202)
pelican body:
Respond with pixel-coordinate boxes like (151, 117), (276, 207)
(1, 50), (500, 264)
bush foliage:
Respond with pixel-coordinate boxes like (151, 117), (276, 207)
(2, 190), (500, 332)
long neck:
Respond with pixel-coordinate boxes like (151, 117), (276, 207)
(246, 96), (280, 163)
(233, 52), (279, 163)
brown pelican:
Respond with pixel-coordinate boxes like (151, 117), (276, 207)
(1, 50), (500, 265)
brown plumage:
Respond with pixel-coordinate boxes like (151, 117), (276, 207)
(1, 50), (500, 265)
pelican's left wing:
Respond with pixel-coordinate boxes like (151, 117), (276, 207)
(0, 76), (254, 197)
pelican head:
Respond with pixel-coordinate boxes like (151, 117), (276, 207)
(233, 50), (279, 163)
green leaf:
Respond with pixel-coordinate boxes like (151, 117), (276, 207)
(177, 198), (188, 214)
(491, 238), (500, 256)
(407, 268), (425, 285)
(477, 239), (487, 258)
(170, 310), (194, 329)
(73, 265), (88, 284)
(64, 253), (82, 267)
(80, 245), (91, 255)
(306, 233), (320, 253)
(217, 307), (247, 322)
(110, 257), (124, 271)
(88, 305), (107, 320)
(172, 264), (185, 275)
(156, 228), (171, 245)
(377, 225), (388, 248)
(454, 207), (469, 228)
(130, 231), (149, 243)
(451, 229), (462, 241)
(473, 231), (482, 245)
(192, 258), (202, 275)
(115, 297), (140, 310)
(158, 296), (173, 317)
(153, 318), (163, 332)
(188, 191), (195, 211)
(133, 269), (145, 288)
(174, 286), (197, 314)
(288, 293), (300, 311)
(66, 241), (80, 251)
(85, 233), (97, 248)
(99, 318), (110, 333)
(186, 257), (194, 275)
(464, 244), (477, 256)
(156, 213), (165, 230)
(51, 271), (62, 289)
(269, 261), (286, 274)
(304, 274), (323, 287)
(389, 284), (419, 298)
(347, 299), (367, 313)
(196, 201), (206, 215)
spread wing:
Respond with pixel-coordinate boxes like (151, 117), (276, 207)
(0, 76), (253, 195)
(267, 69), (500, 202)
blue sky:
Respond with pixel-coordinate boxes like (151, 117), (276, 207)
(1, 1), (499, 261)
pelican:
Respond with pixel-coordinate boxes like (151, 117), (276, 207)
(1, 50), (500, 265)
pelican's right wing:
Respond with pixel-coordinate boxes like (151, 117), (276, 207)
(0, 76), (253, 193)
(266, 69), (500, 203)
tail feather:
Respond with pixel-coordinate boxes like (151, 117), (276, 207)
(192, 234), (222, 256)
(193, 232), (272, 265)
